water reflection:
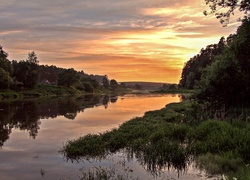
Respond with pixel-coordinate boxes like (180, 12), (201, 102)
(0, 95), (117, 147)
(0, 94), (191, 180)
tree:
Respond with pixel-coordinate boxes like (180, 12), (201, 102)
(185, 72), (195, 89)
(196, 50), (240, 107)
(135, 83), (142, 90)
(27, 51), (39, 64)
(12, 52), (39, 89)
(0, 46), (8, 60)
(168, 84), (177, 90)
(83, 82), (94, 93)
(179, 37), (226, 89)
(120, 82), (126, 88)
(58, 68), (80, 87)
(102, 75), (109, 89)
(38, 65), (59, 84)
(196, 18), (250, 108)
(0, 46), (13, 89)
(204, 0), (250, 25)
(0, 68), (12, 90)
(110, 79), (119, 90)
(0, 46), (13, 75)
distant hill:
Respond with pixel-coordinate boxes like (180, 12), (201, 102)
(121, 82), (169, 91)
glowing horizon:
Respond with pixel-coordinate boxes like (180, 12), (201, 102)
(0, 0), (240, 83)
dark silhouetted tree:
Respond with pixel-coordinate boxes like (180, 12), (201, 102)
(0, 68), (12, 90)
(196, 17), (250, 108)
(120, 82), (126, 88)
(135, 83), (142, 90)
(204, 0), (250, 25)
(0, 46), (13, 75)
(110, 79), (119, 90)
(58, 68), (80, 87)
(179, 37), (226, 89)
(102, 75), (109, 89)
(0, 46), (13, 89)
(27, 51), (39, 64)
(12, 52), (39, 89)
(168, 84), (177, 90)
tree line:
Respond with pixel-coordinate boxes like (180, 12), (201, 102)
(0, 47), (121, 93)
(179, 16), (250, 109)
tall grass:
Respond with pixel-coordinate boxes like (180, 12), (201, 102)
(60, 100), (250, 178)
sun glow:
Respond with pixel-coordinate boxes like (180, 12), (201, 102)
(2, 0), (239, 83)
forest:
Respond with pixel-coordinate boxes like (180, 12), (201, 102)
(179, 16), (250, 110)
(0, 48), (123, 97)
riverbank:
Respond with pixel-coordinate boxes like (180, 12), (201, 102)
(0, 85), (82, 100)
(61, 100), (250, 179)
(0, 84), (131, 100)
(0, 93), (183, 179)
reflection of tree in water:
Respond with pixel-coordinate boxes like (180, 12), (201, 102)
(110, 96), (118, 103)
(0, 95), (118, 147)
(0, 103), (13, 146)
(13, 101), (41, 138)
(58, 99), (79, 120)
(0, 101), (40, 146)
(102, 95), (118, 108)
(58, 95), (106, 119)
(102, 95), (109, 109)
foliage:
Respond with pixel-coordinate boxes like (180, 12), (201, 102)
(196, 153), (243, 175)
(0, 46), (13, 75)
(0, 45), (122, 96)
(179, 37), (226, 89)
(57, 68), (80, 87)
(61, 101), (193, 172)
(0, 68), (12, 90)
(110, 79), (119, 90)
(12, 52), (39, 89)
(61, 100), (250, 177)
(102, 75), (110, 89)
(0, 46), (13, 90)
(38, 65), (62, 84)
(196, 17), (250, 108)
(27, 51), (39, 64)
(134, 83), (142, 90)
(61, 134), (106, 160)
(228, 166), (250, 180)
(204, 0), (250, 25)
(79, 76), (100, 93)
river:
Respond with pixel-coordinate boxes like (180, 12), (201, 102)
(0, 94), (212, 179)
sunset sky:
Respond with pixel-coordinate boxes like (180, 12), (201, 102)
(0, 0), (241, 83)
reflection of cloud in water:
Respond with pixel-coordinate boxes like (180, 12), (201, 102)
(60, 152), (211, 180)
(75, 94), (181, 133)
(0, 94), (190, 179)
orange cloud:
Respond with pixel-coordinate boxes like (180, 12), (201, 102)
(1, 0), (241, 83)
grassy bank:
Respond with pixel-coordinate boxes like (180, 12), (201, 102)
(0, 85), (131, 100)
(0, 85), (83, 100)
(60, 100), (250, 179)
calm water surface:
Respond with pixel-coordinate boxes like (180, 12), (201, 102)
(0, 94), (211, 179)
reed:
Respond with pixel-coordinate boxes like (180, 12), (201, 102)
(61, 100), (250, 178)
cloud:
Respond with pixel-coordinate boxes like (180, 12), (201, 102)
(0, 0), (240, 83)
